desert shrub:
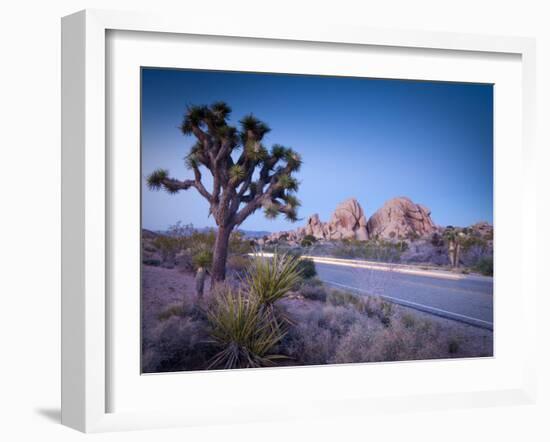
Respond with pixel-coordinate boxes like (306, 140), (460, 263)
(229, 231), (253, 255)
(167, 221), (195, 237)
(192, 249), (213, 270)
(182, 228), (216, 252)
(142, 316), (214, 373)
(333, 238), (405, 262)
(327, 290), (361, 307)
(400, 238), (448, 266)
(304, 277), (323, 287)
(280, 290), (478, 366)
(326, 290), (395, 326)
(395, 240), (409, 252)
(301, 235), (317, 247)
(297, 257), (317, 279)
(206, 289), (286, 369)
(460, 235), (487, 252)
(326, 290), (372, 315)
(431, 232), (444, 247)
(400, 313), (417, 329)
(330, 322), (378, 364)
(281, 305), (365, 365)
(282, 316), (334, 365)
(153, 235), (183, 264)
(281, 299), (408, 366)
(175, 250), (194, 272)
(300, 282), (328, 302)
(319, 304), (365, 338)
(364, 239), (403, 262)
(285, 250), (317, 279)
(158, 304), (185, 321)
(245, 252), (303, 305)
(473, 257), (493, 276)
(377, 300), (394, 326)
(406, 231), (420, 241)
(142, 258), (161, 267)
(335, 319), (447, 363)
(184, 228), (251, 255)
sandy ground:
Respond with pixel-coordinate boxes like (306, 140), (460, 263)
(141, 264), (201, 330)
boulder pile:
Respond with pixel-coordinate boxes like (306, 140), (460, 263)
(262, 196), (438, 245)
(366, 197), (436, 239)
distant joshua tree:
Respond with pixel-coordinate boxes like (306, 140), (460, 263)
(147, 102), (302, 283)
(443, 227), (462, 268)
(443, 226), (476, 268)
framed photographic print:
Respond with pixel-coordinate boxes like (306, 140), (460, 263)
(61, 9), (537, 432)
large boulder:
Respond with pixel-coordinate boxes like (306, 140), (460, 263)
(326, 198), (369, 241)
(305, 214), (326, 239)
(367, 197), (436, 239)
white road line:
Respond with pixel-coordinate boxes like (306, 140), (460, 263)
(252, 252), (466, 281)
(323, 280), (494, 329)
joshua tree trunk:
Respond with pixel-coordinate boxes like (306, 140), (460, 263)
(448, 240), (461, 267)
(212, 225), (232, 283)
(448, 241), (456, 267)
(195, 267), (206, 299)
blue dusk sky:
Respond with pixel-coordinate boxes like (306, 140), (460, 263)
(141, 68), (493, 232)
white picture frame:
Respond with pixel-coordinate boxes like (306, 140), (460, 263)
(61, 9), (537, 433)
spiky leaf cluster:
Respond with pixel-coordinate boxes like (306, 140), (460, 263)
(206, 288), (286, 369)
(263, 201), (280, 219)
(277, 174), (299, 192)
(146, 169), (168, 190)
(239, 114), (271, 141)
(229, 164), (246, 183)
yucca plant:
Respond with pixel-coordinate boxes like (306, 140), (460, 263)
(206, 289), (286, 369)
(245, 252), (303, 306)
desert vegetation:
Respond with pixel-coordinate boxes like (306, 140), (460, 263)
(142, 239), (493, 373)
(261, 226), (493, 276)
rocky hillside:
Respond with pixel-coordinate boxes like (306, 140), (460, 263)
(261, 196), (437, 245)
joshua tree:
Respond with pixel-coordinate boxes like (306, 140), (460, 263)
(147, 102), (302, 283)
(443, 226), (473, 268)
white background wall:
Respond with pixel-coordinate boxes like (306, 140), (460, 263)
(0, 1), (548, 441)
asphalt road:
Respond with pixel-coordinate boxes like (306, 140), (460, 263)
(315, 262), (494, 330)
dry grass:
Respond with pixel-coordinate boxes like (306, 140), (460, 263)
(141, 264), (493, 372)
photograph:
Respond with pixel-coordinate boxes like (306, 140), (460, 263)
(140, 68), (494, 373)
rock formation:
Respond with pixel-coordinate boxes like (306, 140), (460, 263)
(265, 198), (369, 243)
(304, 214), (326, 239)
(366, 197), (436, 239)
(325, 198), (369, 241)
(262, 196), (437, 245)
(470, 221), (493, 239)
